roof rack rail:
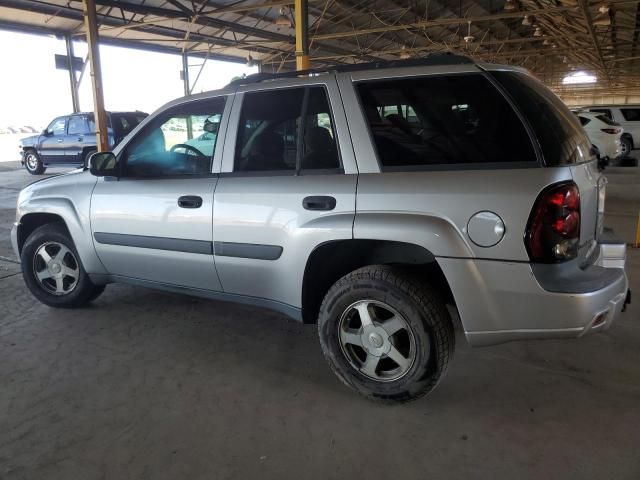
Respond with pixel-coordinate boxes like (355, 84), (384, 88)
(227, 52), (474, 87)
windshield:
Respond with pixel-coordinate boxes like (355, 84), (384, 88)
(491, 71), (594, 166)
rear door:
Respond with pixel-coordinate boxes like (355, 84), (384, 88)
(212, 78), (357, 309)
(65, 114), (89, 164)
(39, 116), (67, 163)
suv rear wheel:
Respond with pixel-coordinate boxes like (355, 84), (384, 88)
(21, 223), (105, 308)
(318, 265), (454, 403)
(24, 150), (45, 175)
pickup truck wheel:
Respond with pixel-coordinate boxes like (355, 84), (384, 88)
(24, 150), (45, 175)
(318, 265), (454, 403)
(21, 223), (105, 308)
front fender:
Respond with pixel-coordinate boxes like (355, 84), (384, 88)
(16, 171), (106, 274)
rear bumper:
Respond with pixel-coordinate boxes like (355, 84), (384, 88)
(439, 239), (629, 347)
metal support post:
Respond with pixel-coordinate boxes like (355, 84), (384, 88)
(82, 0), (109, 152)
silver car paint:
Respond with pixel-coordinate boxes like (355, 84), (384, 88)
(11, 62), (628, 347)
(213, 76), (357, 307)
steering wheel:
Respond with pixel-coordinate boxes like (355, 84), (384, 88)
(170, 144), (205, 157)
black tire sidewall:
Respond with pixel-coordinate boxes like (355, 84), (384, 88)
(21, 224), (98, 308)
(620, 138), (631, 158)
(318, 268), (449, 402)
(24, 150), (44, 175)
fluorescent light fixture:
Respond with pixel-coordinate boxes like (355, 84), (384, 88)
(562, 71), (597, 85)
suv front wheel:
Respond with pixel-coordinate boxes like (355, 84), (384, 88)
(21, 223), (105, 308)
(318, 265), (454, 403)
(24, 150), (45, 175)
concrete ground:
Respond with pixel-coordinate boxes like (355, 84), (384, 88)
(1, 161), (639, 480)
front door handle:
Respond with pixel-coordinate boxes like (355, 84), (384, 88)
(57, 138), (63, 143)
(178, 195), (203, 209)
(302, 195), (336, 211)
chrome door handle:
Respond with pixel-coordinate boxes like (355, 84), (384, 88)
(57, 139), (63, 142)
(178, 195), (203, 209)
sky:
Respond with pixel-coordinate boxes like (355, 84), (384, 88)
(0, 30), (257, 129)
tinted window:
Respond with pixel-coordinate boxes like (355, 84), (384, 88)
(590, 108), (612, 120)
(67, 115), (87, 135)
(123, 99), (225, 177)
(596, 114), (619, 126)
(493, 72), (593, 166)
(47, 117), (67, 136)
(578, 116), (591, 126)
(621, 108), (640, 121)
(234, 87), (340, 172)
(357, 74), (536, 168)
(111, 113), (147, 140)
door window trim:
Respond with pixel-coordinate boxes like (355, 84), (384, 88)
(226, 85), (345, 177)
(114, 96), (229, 180)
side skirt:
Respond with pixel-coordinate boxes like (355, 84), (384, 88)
(88, 273), (303, 322)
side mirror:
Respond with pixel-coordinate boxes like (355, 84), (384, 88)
(89, 151), (119, 177)
(42, 129), (50, 136)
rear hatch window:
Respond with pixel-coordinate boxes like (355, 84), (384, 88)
(491, 71), (594, 166)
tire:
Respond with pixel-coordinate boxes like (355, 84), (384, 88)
(619, 137), (632, 159)
(318, 265), (455, 403)
(21, 223), (105, 308)
(24, 150), (45, 175)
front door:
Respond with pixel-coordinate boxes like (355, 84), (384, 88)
(213, 80), (358, 310)
(40, 116), (68, 163)
(90, 96), (229, 290)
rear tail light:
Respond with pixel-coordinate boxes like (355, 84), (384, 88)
(601, 128), (621, 134)
(525, 182), (581, 263)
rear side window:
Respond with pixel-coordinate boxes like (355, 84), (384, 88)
(356, 73), (536, 168)
(493, 72), (593, 166)
(590, 108), (612, 120)
(234, 86), (340, 173)
(621, 108), (640, 121)
(578, 116), (591, 126)
(596, 114), (619, 126)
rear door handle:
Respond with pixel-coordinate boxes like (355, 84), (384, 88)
(57, 139), (63, 143)
(302, 195), (336, 211)
(178, 195), (203, 209)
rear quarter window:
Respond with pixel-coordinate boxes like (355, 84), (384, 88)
(356, 73), (537, 169)
(492, 71), (594, 166)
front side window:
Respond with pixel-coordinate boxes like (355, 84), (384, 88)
(357, 74), (536, 168)
(621, 108), (640, 122)
(234, 86), (340, 172)
(123, 98), (225, 177)
(67, 116), (87, 135)
(47, 117), (67, 136)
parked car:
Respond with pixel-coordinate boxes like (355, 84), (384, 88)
(19, 111), (148, 175)
(12, 55), (630, 402)
(574, 111), (622, 162)
(583, 105), (640, 158)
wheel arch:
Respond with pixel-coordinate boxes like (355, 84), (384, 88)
(301, 239), (455, 324)
(17, 197), (106, 275)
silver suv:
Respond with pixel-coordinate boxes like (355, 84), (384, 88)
(11, 55), (630, 402)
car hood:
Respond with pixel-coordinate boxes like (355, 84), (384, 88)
(20, 134), (40, 147)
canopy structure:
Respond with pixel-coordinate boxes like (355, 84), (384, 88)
(1, 0), (639, 102)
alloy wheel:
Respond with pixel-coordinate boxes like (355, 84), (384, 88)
(338, 299), (420, 382)
(32, 242), (79, 295)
